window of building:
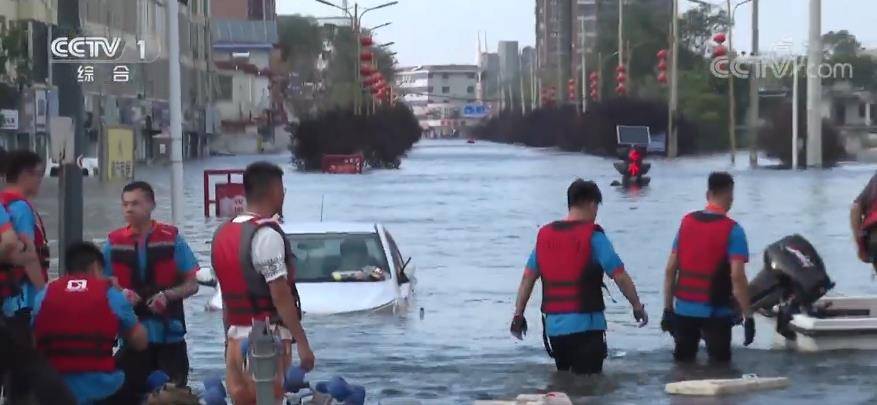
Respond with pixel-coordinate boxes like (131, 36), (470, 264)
(217, 75), (233, 100)
(442, 86), (450, 94)
(467, 86), (475, 94)
(427, 86), (434, 94)
(860, 103), (867, 118)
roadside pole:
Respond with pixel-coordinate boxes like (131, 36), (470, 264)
(56, 0), (85, 274)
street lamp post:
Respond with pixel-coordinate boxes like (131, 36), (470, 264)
(315, 0), (398, 114)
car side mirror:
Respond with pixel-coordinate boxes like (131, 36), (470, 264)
(400, 257), (412, 274)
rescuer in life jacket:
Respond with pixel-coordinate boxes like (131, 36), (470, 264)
(101, 181), (200, 402)
(661, 172), (754, 363)
(510, 179), (648, 375)
(32, 242), (149, 404)
(0, 150), (49, 346)
(211, 161), (315, 404)
(850, 171), (877, 268)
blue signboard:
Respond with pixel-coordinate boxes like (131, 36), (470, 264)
(462, 103), (489, 118)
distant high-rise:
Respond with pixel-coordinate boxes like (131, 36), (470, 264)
(521, 46), (537, 77)
(498, 41), (521, 109)
(478, 52), (501, 101)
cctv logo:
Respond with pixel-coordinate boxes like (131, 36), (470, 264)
(51, 37), (124, 60)
(65, 279), (88, 292)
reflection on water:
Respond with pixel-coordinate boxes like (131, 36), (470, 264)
(29, 140), (877, 403)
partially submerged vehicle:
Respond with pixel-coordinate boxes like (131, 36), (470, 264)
(748, 234), (877, 352)
(199, 222), (416, 315)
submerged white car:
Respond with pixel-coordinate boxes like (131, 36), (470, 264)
(198, 222), (416, 315)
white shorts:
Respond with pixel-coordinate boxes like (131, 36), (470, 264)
(227, 324), (293, 341)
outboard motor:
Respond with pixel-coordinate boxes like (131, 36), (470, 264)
(748, 235), (835, 339)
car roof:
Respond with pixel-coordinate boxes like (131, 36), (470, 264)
(280, 222), (379, 235)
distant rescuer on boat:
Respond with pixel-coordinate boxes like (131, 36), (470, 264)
(511, 179), (648, 375)
(211, 161), (315, 404)
(661, 172), (754, 363)
(850, 172), (877, 270)
(102, 181), (200, 402)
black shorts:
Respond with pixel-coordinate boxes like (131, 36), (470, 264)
(103, 341), (190, 404)
(547, 330), (608, 375)
(672, 315), (733, 363)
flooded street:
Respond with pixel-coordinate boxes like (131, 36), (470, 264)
(31, 139), (877, 404)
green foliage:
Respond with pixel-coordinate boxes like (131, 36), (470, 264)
(276, 17), (397, 114)
(0, 23), (31, 104)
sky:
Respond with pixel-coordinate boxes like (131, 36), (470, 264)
(280, 0), (877, 67)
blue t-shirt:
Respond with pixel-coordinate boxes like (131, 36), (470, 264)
(671, 211), (749, 318)
(102, 231), (199, 344)
(526, 230), (625, 337)
(2, 200), (38, 317)
(0, 204), (11, 233)
(33, 283), (139, 404)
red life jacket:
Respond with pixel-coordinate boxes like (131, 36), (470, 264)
(537, 221), (605, 314)
(0, 189), (50, 299)
(33, 275), (119, 373)
(107, 222), (185, 327)
(674, 211), (736, 305)
(211, 215), (301, 327)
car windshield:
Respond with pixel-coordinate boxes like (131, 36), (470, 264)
(288, 232), (390, 283)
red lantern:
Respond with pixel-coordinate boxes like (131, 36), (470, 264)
(590, 90), (598, 99)
(615, 83), (626, 95)
(615, 65), (626, 74)
(657, 49), (668, 59)
(713, 33), (726, 44)
(360, 64), (374, 77)
(360, 36), (374, 47)
(658, 60), (668, 70)
(657, 71), (668, 84)
(360, 51), (373, 62)
(568, 78), (577, 101)
(589, 72), (599, 81)
(712, 44), (728, 58)
(616, 72), (626, 82)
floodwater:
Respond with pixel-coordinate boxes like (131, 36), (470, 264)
(30, 139), (877, 404)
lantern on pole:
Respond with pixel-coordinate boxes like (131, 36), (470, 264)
(360, 64), (374, 78)
(567, 78), (577, 102)
(589, 72), (599, 101)
(615, 65), (627, 96)
(360, 50), (374, 62)
(657, 49), (669, 85)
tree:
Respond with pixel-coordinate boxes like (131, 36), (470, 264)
(823, 30), (862, 59)
(0, 23), (32, 106)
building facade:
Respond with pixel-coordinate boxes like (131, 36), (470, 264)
(478, 52), (500, 102)
(210, 0), (285, 154)
(0, 0), (214, 162)
(396, 65), (479, 137)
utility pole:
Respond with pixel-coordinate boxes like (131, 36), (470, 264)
(747, 0), (759, 167)
(668, 0), (679, 158)
(806, 0), (823, 168)
(354, 4), (360, 115)
(57, 0), (85, 274)
(792, 55), (800, 170)
(727, 0), (736, 165)
(581, 17), (587, 113)
(168, 0), (184, 225)
(556, 26), (563, 105)
(618, 0), (624, 71)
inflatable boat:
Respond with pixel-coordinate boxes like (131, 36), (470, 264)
(748, 234), (877, 352)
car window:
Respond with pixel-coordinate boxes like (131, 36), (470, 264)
(385, 231), (404, 270)
(288, 233), (391, 283)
